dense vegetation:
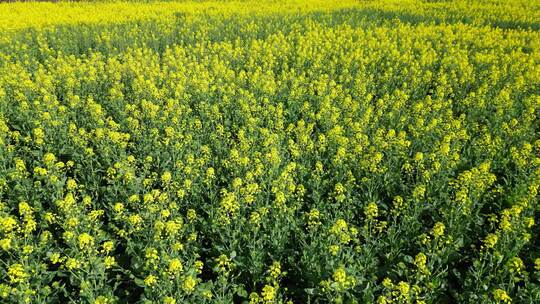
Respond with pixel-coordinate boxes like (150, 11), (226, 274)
(0, 1), (539, 303)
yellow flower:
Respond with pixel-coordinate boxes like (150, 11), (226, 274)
(364, 202), (378, 219)
(249, 292), (261, 304)
(0, 238), (11, 251)
(104, 256), (116, 269)
(507, 257), (524, 275)
(483, 233), (498, 249)
(34, 167), (48, 176)
(101, 241), (114, 254)
(397, 281), (410, 297)
(182, 276), (196, 293)
(269, 261), (281, 280)
(412, 185), (426, 200)
(66, 178), (77, 190)
(63, 231), (74, 242)
(78, 233), (95, 249)
(261, 285), (276, 302)
(168, 258), (183, 275)
(0, 216), (17, 233)
(187, 209), (197, 221)
(165, 219), (182, 235)
(128, 194), (140, 204)
(128, 214), (143, 226)
(144, 275), (157, 286)
(334, 183), (346, 202)
(330, 219), (351, 244)
(15, 158), (26, 172)
(23, 218), (37, 235)
(83, 196), (92, 206)
(333, 267), (347, 284)
(250, 211), (261, 226)
(206, 167), (215, 180)
(392, 196), (404, 213)
(161, 209), (171, 218)
(67, 217), (79, 228)
(44, 212), (56, 223)
(163, 296), (176, 304)
(145, 248), (159, 264)
(18, 201), (33, 216)
(33, 127), (45, 145)
(203, 290), (213, 299)
(194, 260), (204, 273)
(172, 242), (184, 252)
(63, 193), (76, 208)
(414, 252), (429, 274)
(431, 222), (445, 238)
(95, 296), (112, 304)
(161, 171), (172, 184)
(524, 217), (534, 228)
(215, 254), (231, 273)
(306, 208), (321, 228)
(8, 264), (27, 283)
(377, 296), (389, 304)
(43, 153), (56, 165)
(65, 258), (80, 270)
(414, 152), (424, 162)
(329, 244), (340, 256)
(492, 289), (511, 303)
(143, 193), (154, 204)
(382, 277), (393, 289)
(50, 253), (61, 264)
(113, 203), (124, 213)
(0, 283), (10, 298)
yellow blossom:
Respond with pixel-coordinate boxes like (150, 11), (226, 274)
(261, 285), (276, 302)
(364, 202), (378, 219)
(104, 256), (116, 269)
(8, 264), (27, 284)
(431, 222), (445, 238)
(144, 275), (157, 286)
(161, 171), (172, 184)
(50, 253), (62, 264)
(163, 296), (176, 304)
(493, 289), (511, 303)
(168, 258), (183, 275)
(483, 233), (498, 249)
(0, 238), (11, 251)
(78, 233), (95, 249)
(182, 276), (197, 293)
(65, 258), (80, 270)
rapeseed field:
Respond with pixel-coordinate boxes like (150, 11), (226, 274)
(0, 0), (539, 303)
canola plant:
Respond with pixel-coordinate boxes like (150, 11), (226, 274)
(0, 0), (539, 303)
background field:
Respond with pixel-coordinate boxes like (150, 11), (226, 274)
(0, 1), (539, 303)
